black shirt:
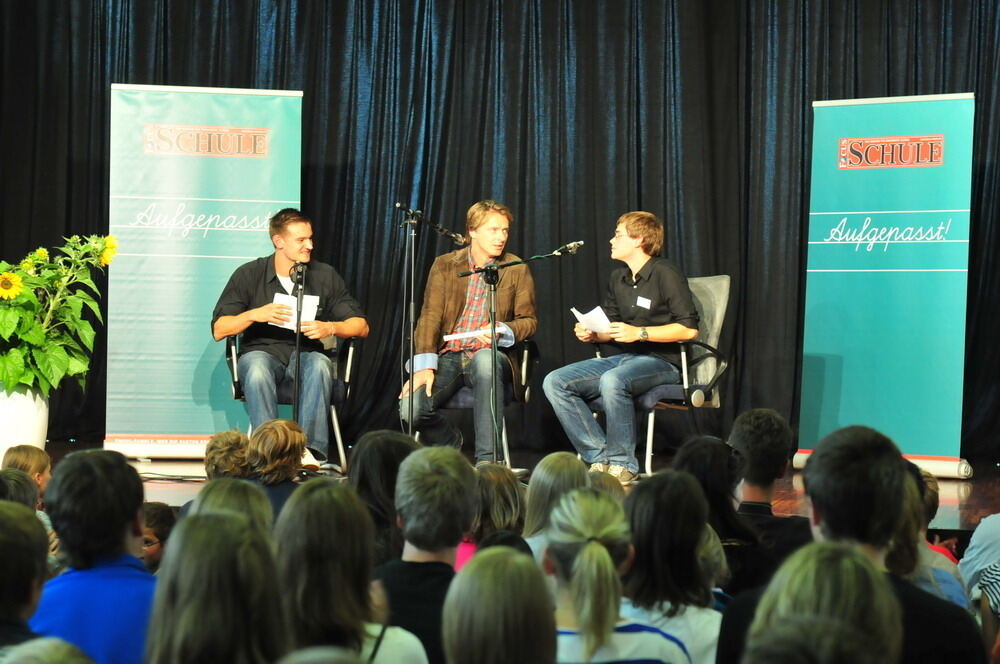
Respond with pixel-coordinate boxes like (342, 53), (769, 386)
(737, 501), (814, 565)
(375, 560), (455, 664)
(211, 255), (365, 364)
(599, 256), (699, 366)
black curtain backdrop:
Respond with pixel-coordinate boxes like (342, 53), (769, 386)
(2, 0), (998, 459)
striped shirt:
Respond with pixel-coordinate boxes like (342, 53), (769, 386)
(556, 620), (692, 664)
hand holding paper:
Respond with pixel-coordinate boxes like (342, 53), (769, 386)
(571, 306), (612, 334)
(269, 293), (319, 331)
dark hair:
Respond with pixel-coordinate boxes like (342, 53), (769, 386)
(0, 501), (48, 620)
(143, 502), (177, 544)
(275, 479), (374, 651)
(46, 450), (144, 569)
(623, 470), (712, 612)
(477, 529), (533, 557)
(0, 468), (39, 508)
(269, 208), (312, 238)
(802, 426), (904, 548)
(348, 430), (418, 563)
(673, 435), (758, 543)
(728, 409), (795, 487)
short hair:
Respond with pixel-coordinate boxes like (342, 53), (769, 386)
(743, 615), (890, 664)
(919, 468), (940, 527)
(0, 501), (48, 621)
(189, 478), (273, 534)
(394, 447), (476, 551)
(1, 637), (95, 664)
(143, 502), (177, 545)
(546, 488), (631, 661)
(471, 464), (525, 542)
(465, 200), (513, 240)
(623, 469), (712, 612)
(749, 542), (902, 663)
(247, 419), (305, 485)
(0, 467), (39, 508)
(2, 444), (51, 476)
(146, 512), (290, 664)
(45, 450), (144, 569)
(274, 478), (374, 651)
(522, 452), (589, 537)
(269, 207), (312, 239)
(802, 426), (905, 548)
(728, 409), (795, 486)
(615, 211), (664, 256)
(204, 430), (250, 479)
(443, 547), (556, 664)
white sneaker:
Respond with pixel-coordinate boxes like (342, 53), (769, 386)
(607, 464), (639, 486)
(588, 462), (610, 474)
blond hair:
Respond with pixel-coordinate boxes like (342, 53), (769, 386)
(546, 488), (631, 661)
(615, 211), (663, 256)
(189, 478), (274, 534)
(2, 445), (51, 476)
(471, 464), (525, 541)
(205, 430), (250, 479)
(247, 419), (305, 485)
(750, 542), (902, 662)
(465, 200), (513, 241)
(443, 547), (556, 664)
(587, 471), (625, 503)
(522, 452), (589, 537)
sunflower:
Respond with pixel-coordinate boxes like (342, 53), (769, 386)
(0, 272), (24, 300)
(105, 234), (119, 249)
(19, 259), (36, 275)
(100, 247), (117, 266)
(34, 247), (49, 261)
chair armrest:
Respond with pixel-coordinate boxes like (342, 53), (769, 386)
(678, 339), (729, 396)
(225, 336), (243, 399)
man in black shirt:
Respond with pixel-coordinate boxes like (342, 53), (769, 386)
(543, 211), (699, 485)
(212, 208), (369, 460)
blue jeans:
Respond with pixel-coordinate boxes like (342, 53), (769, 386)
(237, 350), (335, 458)
(542, 353), (680, 474)
(399, 348), (511, 463)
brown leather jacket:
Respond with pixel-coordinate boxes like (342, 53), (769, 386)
(414, 248), (537, 401)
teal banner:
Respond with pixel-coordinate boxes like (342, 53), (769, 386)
(800, 94), (974, 462)
(106, 85), (301, 457)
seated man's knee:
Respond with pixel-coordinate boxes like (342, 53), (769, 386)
(399, 396), (433, 426)
(542, 370), (565, 398)
(598, 370), (628, 396)
(301, 353), (335, 382)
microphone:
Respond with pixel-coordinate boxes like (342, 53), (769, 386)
(554, 240), (584, 255)
(437, 227), (467, 246)
(290, 262), (307, 283)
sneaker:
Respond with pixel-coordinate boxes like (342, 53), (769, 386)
(607, 464), (639, 486)
(588, 462), (609, 474)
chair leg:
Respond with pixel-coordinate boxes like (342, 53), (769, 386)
(330, 405), (348, 473)
(645, 410), (655, 476)
(501, 419), (511, 467)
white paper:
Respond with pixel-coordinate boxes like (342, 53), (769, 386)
(269, 293), (319, 331)
(443, 327), (493, 341)
(571, 306), (612, 334)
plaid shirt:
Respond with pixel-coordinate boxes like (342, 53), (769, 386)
(441, 254), (494, 357)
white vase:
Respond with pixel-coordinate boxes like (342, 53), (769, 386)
(0, 388), (49, 459)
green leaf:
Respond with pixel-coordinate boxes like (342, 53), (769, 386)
(19, 322), (46, 347)
(64, 295), (84, 319)
(66, 351), (89, 376)
(32, 346), (69, 390)
(75, 276), (99, 296)
(75, 319), (95, 351)
(33, 369), (51, 397)
(0, 307), (20, 340)
(73, 292), (104, 323)
(0, 348), (24, 392)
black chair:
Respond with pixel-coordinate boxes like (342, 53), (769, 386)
(226, 335), (357, 471)
(588, 275), (730, 475)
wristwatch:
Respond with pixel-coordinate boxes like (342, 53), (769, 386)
(639, 327), (649, 342)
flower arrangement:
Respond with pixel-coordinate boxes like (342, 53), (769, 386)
(0, 235), (117, 397)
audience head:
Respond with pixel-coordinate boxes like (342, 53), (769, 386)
(885, 462), (925, 578)
(727, 408), (795, 488)
(698, 524), (731, 589)
(246, 419), (305, 485)
(742, 615), (890, 664)
(588, 471), (626, 502)
(140, 502), (176, 573)
(749, 541), (902, 663)
(1, 637), (96, 664)
(0, 467), (39, 508)
(673, 435), (756, 542)
(471, 463), (525, 542)
(0, 501), (48, 622)
(545, 487), (632, 660)
(477, 529), (534, 556)
(146, 512), (289, 664)
(918, 467), (940, 529)
(623, 469), (712, 611)
(189, 477), (273, 534)
(45, 450), (143, 569)
(522, 451), (589, 537)
(277, 647), (362, 664)
(443, 546), (556, 664)
(394, 446), (476, 552)
(275, 478), (374, 651)
(802, 425), (905, 548)
(348, 429), (418, 527)
(204, 430), (250, 479)
(2, 444), (52, 496)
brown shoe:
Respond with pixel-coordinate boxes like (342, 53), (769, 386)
(588, 462), (609, 474)
(607, 464), (639, 486)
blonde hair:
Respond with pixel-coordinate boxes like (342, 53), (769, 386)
(615, 211), (663, 256)
(205, 430), (250, 479)
(189, 478), (274, 534)
(697, 524), (730, 588)
(522, 452), (589, 537)
(750, 542), (902, 662)
(465, 200), (513, 241)
(471, 464), (525, 541)
(246, 419), (305, 485)
(443, 547), (556, 664)
(546, 488), (631, 661)
(587, 471), (625, 503)
(2, 637), (95, 663)
(2, 445), (51, 476)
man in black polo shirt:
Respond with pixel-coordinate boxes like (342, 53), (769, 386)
(543, 211), (699, 485)
(212, 208), (369, 460)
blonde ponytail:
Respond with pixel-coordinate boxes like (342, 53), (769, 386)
(548, 488), (631, 661)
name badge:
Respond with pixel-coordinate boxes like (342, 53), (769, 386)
(636, 296), (651, 309)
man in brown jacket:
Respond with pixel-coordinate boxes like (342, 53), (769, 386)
(399, 200), (537, 464)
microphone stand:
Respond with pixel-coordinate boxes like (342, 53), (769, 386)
(458, 243), (584, 464)
(291, 263), (306, 424)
